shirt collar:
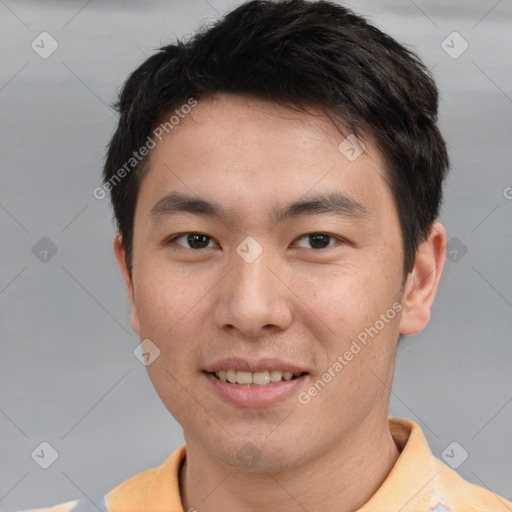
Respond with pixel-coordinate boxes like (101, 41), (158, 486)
(358, 417), (441, 511)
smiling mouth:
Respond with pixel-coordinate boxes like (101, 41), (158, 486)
(207, 370), (308, 387)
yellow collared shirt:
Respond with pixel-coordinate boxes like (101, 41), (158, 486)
(15, 418), (512, 512)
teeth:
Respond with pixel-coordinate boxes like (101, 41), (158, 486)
(236, 371), (253, 385)
(214, 369), (303, 386)
(270, 370), (284, 382)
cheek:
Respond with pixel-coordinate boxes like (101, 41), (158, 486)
(132, 261), (214, 380)
(134, 268), (202, 417)
(133, 262), (199, 338)
(303, 263), (391, 336)
(303, 263), (401, 382)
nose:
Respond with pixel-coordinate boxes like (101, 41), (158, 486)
(213, 241), (294, 339)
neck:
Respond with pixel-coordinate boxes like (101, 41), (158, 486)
(179, 415), (401, 512)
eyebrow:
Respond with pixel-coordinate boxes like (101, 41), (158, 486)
(150, 190), (370, 224)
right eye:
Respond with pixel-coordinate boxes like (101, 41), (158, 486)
(166, 232), (217, 250)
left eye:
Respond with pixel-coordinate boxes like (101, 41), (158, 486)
(294, 233), (339, 249)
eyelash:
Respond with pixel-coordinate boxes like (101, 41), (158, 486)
(165, 232), (346, 251)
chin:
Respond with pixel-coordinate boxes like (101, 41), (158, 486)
(211, 435), (308, 473)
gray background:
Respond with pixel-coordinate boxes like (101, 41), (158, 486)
(1, 0), (511, 509)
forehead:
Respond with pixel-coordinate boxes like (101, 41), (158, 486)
(137, 94), (394, 225)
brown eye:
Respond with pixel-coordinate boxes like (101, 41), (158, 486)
(294, 233), (338, 250)
(170, 233), (215, 249)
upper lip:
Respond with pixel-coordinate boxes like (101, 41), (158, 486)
(204, 357), (308, 374)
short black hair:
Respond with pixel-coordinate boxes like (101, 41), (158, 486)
(102, 0), (449, 279)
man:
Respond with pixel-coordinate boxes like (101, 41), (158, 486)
(18, 0), (511, 511)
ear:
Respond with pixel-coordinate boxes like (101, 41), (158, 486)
(113, 233), (141, 335)
(399, 221), (447, 335)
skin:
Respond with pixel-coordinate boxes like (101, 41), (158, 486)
(114, 93), (446, 512)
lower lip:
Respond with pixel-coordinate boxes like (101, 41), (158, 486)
(204, 372), (308, 408)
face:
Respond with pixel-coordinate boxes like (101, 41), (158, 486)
(114, 93), (445, 472)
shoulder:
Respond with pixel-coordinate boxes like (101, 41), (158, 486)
(6, 446), (186, 512)
(384, 418), (511, 511)
(6, 467), (156, 512)
(432, 456), (512, 510)
(5, 497), (107, 512)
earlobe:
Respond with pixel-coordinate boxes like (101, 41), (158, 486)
(113, 234), (141, 335)
(399, 221), (447, 336)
